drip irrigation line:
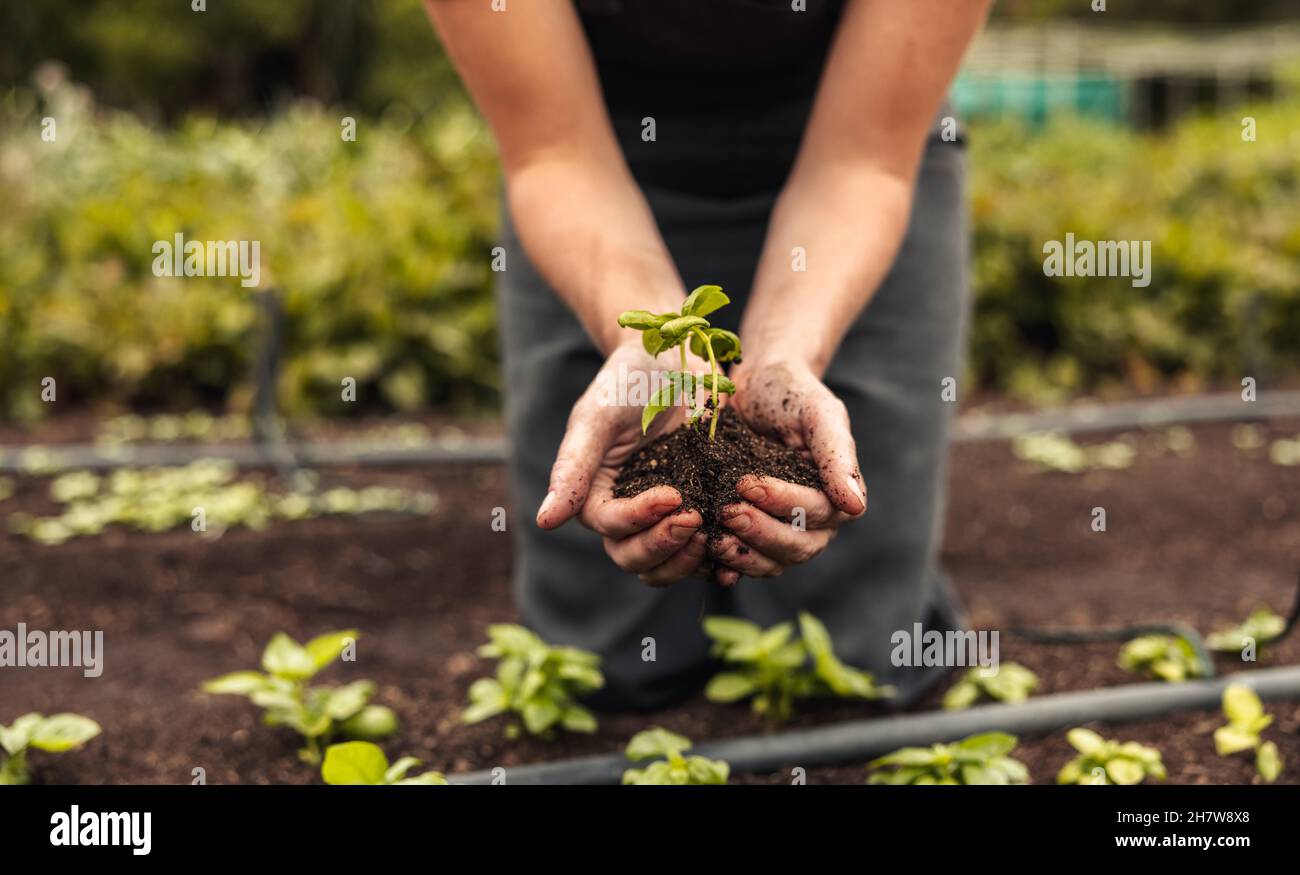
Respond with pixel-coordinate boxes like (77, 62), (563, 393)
(450, 664), (1300, 785)
(1, 390), (1298, 472)
(1013, 571), (1300, 675)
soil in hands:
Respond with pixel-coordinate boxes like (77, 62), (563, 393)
(613, 406), (822, 542)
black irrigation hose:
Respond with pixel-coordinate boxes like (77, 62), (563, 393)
(1013, 571), (1300, 678)
(451, 664), (1300, 785)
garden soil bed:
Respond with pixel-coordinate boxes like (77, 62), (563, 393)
(2, 417), (1300, 785)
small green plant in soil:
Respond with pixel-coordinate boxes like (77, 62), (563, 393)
(1057, 728), (1165, 785)
(941, 662), (1040, 710)
(1214, 683), (1283, 782)
(0, 713), (101, 785)
(462, 624), (603, 738)
(1207, 607), (1286, 657)
(1117, 633), (1207, 682)
(321, 741), (448, 785)
(703, 613), (892, 722)
(867, 732), (1029, 785)
(617, 285), (742, 441)
(621, 728), (730, 785)
(613, 287), (822, 544)
(201, 630), (396, 764)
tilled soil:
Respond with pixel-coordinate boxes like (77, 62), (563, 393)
(1, 418), (1299, 785)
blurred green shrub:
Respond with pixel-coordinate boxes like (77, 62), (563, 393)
(1, 75), (1297, 419)
(968, 97), (1300, 403)
(0, 73), (499, 420)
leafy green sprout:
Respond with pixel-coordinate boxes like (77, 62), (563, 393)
(0, 713), (101, 785)
(1056, 728), (1165, 785)
(617, 284), (742, 441)
(1117, 633), (1207, 682)
(1207, 607), (1286, 657)
(621, 728), (730, 785)
(867, 732), (1029, 785)
(462, 624), (604, 739)
(321, 741), (448, 786)
(201, 630), (397, 764)
(942, 662), (1040, 710)
(703, 613), (892, 722)
(1214, 683), (1283, 782)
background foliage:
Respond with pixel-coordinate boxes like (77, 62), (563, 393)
(1, 1), (1296, 419)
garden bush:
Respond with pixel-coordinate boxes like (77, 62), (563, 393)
(2, 73), (1297, 419)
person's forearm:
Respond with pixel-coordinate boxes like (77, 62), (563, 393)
(739, 163), (913, 376)
(506, 155), (685, 355)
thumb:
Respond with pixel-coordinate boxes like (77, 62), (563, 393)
(536, 408), (608, 530)
(803, 394), (866, 516)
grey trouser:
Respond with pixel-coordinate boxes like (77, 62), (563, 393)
(496, 135), (970, 710)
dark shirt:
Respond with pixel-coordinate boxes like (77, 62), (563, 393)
(576, 0), (848, 196)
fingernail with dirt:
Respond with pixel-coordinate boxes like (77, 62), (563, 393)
(724, 511), (752, 532)
(536, 490), (558, 522)
(846, 475), (865, 512)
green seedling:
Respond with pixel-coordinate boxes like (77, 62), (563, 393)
(1207, 607), (1286, 657)
(942, 662), (1040, 710)
(621, 728), (729, 786)
(202, 630), (396, 764)
(321, 741), (448, 785)
(462, 624), (604, 738)
(0, 476), (14, 502)
(704, 613), (892, 722)
(1057, 728), (1165, 785)
(617, 284), (742, 441)
(0, 713), (101, 785)
(1214, 683), (1283, 782)
(1117, 633), (1206, 682)
(868, 732), (1029, 785)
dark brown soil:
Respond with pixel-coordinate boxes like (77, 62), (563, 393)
(1, 416), (1299, 785)
(613, 406), (821, 541)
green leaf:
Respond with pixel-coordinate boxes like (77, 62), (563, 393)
(617, 310), (670, 330)
(304, 630), (358, 671)
(699, 373), (736, 395)
(394, 771), (449, 786)
(262, 632), (316, 680)
(627, 727), (693, 761)
(657, 315), (709, 347)
(521, 697), (562, 735)
(689, 327), (742, 363)
(702, 616), (762, 646)
(1066, 728), (1106, 756)
(870, 747), (940, 769)
(321, 741), (389, 785)
(560, 703), (598, 733)
(955, 731), (1018, 759)
(686, 756), (730, 785)
(681, 285), (729, 319)
(705, 672), (759, 703)
(641, 376), (681, 434)
(321, 680), (375, 720)
(942, 679), (980, 711)
(1222, 682), (1264, 726)
(1214, 725), (1259, 756)
(1105, 757), (1147, 785)
(1257, 741), (1282, 782)
(201, 671), (270, 696)
(642, 328), (665, 358)
(338, 704), (397, 740)
(384, 756), (422, 783)
(28, 714), (101, 753)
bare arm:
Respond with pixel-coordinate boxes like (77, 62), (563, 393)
(739, 0), (992, 373)
(423, 0), (684, 353)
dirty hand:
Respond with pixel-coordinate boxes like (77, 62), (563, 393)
(715, 357), (867, 583)
(535, 340), (710, 586)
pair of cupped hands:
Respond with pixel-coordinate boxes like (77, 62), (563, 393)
(535, 341), (868, 587)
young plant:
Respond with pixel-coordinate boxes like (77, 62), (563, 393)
(321, 741), (448, 785)
(703, 613), (892, 722)
(1117, 633), (1206, 682)
(201, 630), (396, 764)
(1207, 607), (1286, 657)
(867, 732), (1029, 785)
(942, 662), (1040, 710)
(1057, 728), (1165, 785)
(0, 713), (101, 785)
(621, 728), (729, 786)
(1214, 683), (1283, 782)
(462, 624), (604, 738)
(617, 284), (742, 441)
